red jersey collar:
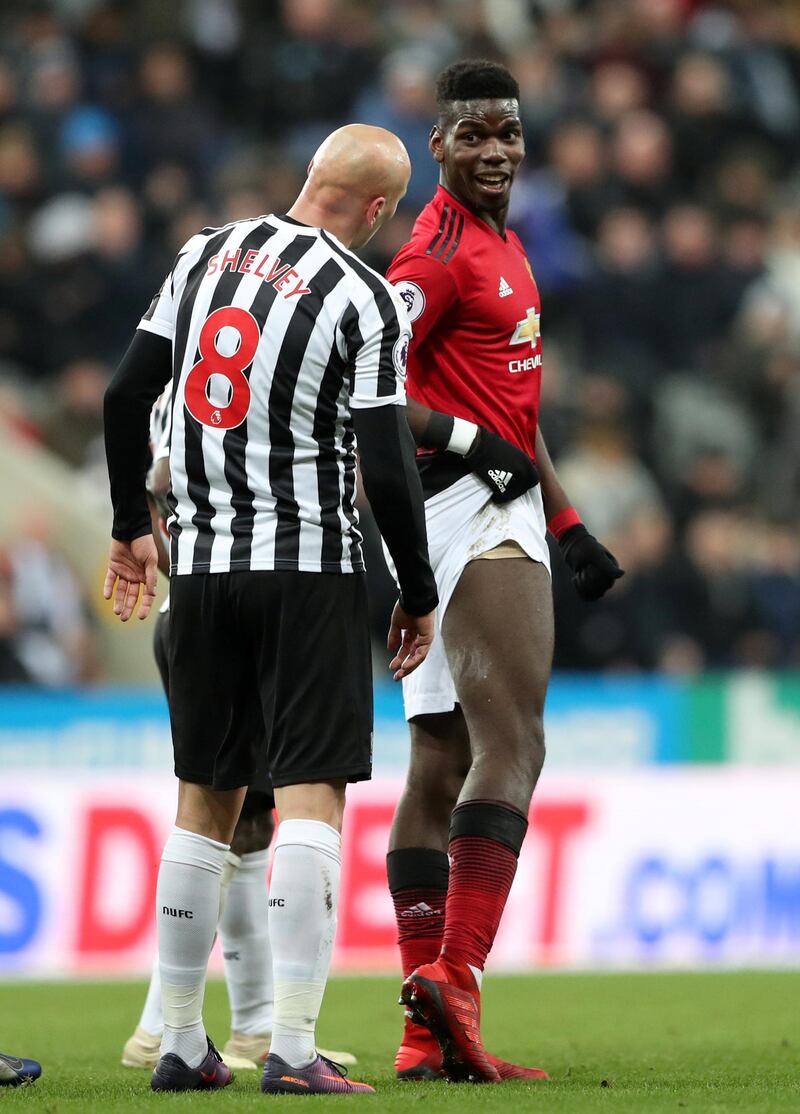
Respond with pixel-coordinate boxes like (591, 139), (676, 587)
(435, 184), (508, 241)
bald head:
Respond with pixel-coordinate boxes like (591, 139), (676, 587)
(309, 124), (410, 200)
(288, 124), (411, 249)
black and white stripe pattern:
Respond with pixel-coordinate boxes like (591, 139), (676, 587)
(137, 215), (410, 576)
(148, 378), (173, 464)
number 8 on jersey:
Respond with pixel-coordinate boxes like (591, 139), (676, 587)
(184, 306), (260, 429)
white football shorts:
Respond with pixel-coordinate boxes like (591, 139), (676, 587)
(384, 473), (551, 721)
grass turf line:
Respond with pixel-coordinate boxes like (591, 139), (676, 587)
(0, 972), (798, 1112)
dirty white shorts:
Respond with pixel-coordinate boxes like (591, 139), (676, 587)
(384, 474), (551, 721)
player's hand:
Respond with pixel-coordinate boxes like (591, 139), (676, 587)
(465, 427), (540, 504)
(387, 602), (436, 681)
(103, 535), (159, 622)
(558, 524), (624, 601)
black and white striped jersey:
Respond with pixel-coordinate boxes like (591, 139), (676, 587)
(136, 214), (410, 577)
(147, 381), (173, 593)
(148, 378), (173, 467)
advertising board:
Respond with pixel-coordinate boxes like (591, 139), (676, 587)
(1, 769), (797, 976)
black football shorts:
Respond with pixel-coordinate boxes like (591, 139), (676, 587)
(154, 605), (274, 802)
(166, 571), (373, 790)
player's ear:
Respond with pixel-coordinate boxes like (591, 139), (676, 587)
(429, 125), (445, 164)
(307, 158), (314, 176)
(366, 196), (386, 229)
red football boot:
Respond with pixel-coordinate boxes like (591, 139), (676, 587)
(400, 957), (500, 1083)
(395, 1021), (549, 1083)
(394, 1022), (443, 1080)
(487, 1054), (549, 1082)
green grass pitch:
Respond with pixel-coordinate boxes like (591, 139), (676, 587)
(1, 973), (798, 1112)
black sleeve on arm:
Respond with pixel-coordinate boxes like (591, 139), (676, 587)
(405, 395), (454, 450)
(104, 329), (173, 541)
(353, 405), (439, 617)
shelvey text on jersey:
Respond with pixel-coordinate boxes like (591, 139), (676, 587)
(138, 214), (410, 577)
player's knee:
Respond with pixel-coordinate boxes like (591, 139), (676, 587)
(474, 713), (545, 795)
(442, 757), (470, 812)
(231, 797), (275, 855)
(513, 712), (545, 776)
(405, 770), (455, 822)
(406, 752), (468, 820)
(529, 716), (546, 778)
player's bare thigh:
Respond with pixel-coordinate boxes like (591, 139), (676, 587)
(441, 553), (553, 810)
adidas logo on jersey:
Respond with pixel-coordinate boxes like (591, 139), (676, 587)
(488, 469), (513, 492)
(498, 276), (514, 298)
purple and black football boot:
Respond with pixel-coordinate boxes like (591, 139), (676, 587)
(261, 1052), (375, 1094)
(150, 1036), (232, 1092)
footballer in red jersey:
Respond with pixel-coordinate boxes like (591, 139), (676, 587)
(383, 60), (624, 1084)
(390, 180), (542, 465)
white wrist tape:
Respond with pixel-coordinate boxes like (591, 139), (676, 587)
(446, 417), (479, 456)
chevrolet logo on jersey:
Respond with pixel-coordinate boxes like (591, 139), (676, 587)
(508, 307), (542, 373)
(510, 308), (541, 348)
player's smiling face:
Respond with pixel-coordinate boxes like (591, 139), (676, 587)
(432, 99), (525, 220)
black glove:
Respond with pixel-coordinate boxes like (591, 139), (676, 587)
(558, 524), (624, 601)
(465, 427), (540, 504)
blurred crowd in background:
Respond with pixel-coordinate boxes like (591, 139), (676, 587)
(2, 0), (800, 681)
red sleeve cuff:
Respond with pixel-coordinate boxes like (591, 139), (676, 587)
(547, 507), (582, 540)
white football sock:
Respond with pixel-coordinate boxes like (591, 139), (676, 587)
(268, 819), (341, 1068)
(218, 849), (241, 920)
(139, 848), (238, 1039)
(219, 847), (273, 1036)
(138, 957), (163, 1037)
(157, 826), (228, 1067)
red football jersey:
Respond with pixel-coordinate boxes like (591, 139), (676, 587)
(387, 185), (542, 459)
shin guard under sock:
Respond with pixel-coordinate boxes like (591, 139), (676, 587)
(441, 800), (528, 973)
(157, 826), (228, 1065)
(387, 848), (449, 979)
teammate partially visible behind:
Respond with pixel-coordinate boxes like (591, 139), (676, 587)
(122, 383), (355, 1074)
(385, 60), (623, 1083)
